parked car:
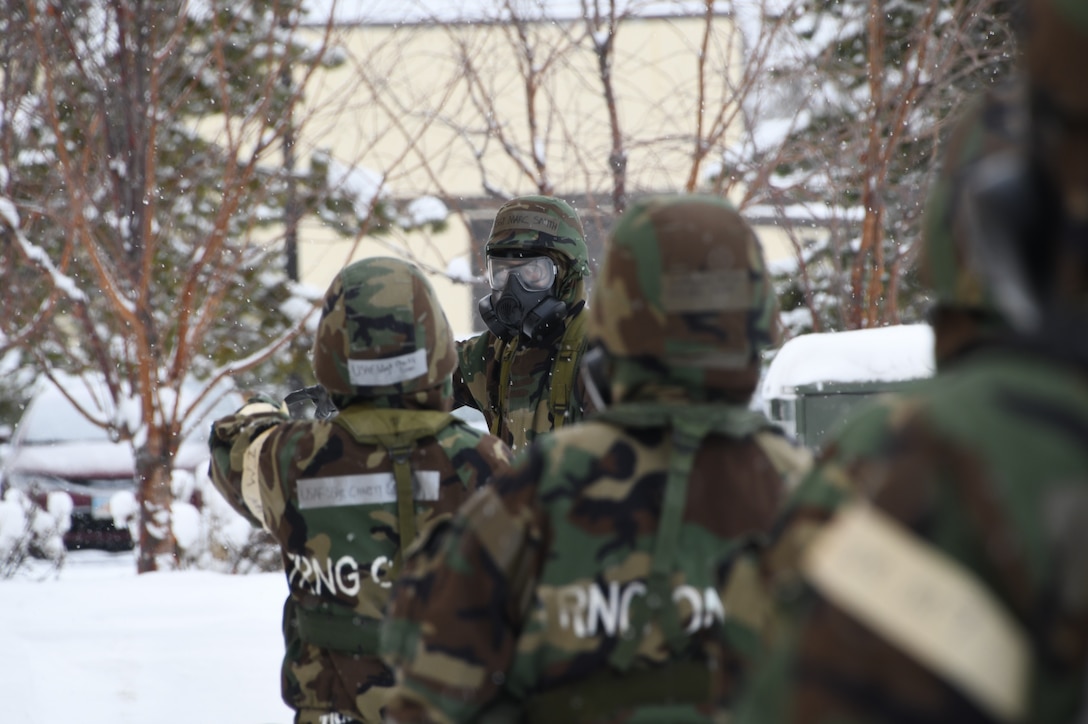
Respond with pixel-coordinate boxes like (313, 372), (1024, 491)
(0, 374), (241, 552)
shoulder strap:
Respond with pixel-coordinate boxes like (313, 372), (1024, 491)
(604, 403), (771, 670)
(608, 412), (707, 670)
(388, 441), (417, 575)
(549, 308), (588, 430)
(494, 340), (518, 438)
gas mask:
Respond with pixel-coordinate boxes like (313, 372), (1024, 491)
(478, 254), (568, 346)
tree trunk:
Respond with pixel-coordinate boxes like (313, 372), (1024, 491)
(135, 427), (177, 573)
(848, 0), (887, 329)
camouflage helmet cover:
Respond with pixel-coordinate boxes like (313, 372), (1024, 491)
(587, 194), (779, 404)
(485, 195), (590, 305)
(312, 257), (457, 400)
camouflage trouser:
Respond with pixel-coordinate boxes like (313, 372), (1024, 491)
(294, 710), (362, 724)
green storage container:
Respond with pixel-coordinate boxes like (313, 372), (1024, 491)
(760, 325), (935, 449)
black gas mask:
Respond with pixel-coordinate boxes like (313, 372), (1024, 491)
(478, 253), (568, 346)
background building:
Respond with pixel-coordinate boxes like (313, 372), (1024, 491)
(290, 4), (797, 338)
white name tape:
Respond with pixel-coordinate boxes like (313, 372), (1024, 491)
(297, 471), (440, 509)
(348, 348), (427, 386)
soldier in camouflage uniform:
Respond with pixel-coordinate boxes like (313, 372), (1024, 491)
(454, 195), (595, 451)
(381, 195), (812, 723)
(207, 257), (511, 724)
(732, 4), (1088, 721)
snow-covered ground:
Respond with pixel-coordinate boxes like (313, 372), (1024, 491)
(0, 551), (294, 723)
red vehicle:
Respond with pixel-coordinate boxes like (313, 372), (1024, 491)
(0, 375), (240, 551)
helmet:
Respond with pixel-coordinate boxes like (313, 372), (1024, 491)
(586, 194), (779, 405)
(918, 84), (1023, 362)
(312, 257), (457, 405)
(478, 195), (590, 345)
(484, 195), (590, 302)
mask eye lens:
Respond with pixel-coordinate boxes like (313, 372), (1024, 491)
(489, 265), (510, 290)
(487, 256), (556, 291)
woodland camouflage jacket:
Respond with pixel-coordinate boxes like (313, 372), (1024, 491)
(732, 68), (1088, 724)
(380, 400), (811, 724)
(453, 310), (594, 453)
(208, 401), (511, 723)
(734, 348), (1088, 724)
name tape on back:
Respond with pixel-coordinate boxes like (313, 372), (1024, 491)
(297, 471), (440, 509)
(802, 503), (1030, 723)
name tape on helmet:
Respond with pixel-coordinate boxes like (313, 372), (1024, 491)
(297, 471), (441, 509)
(348, 348), (427, 386)
(492, 210), (561, 237)
(663, 269), (753, 312)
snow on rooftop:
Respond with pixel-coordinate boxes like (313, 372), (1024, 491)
(323, 156), (385, 218)
(760, 324), (935, 400)
(404, 195), (449, 226)
(304, 0), (726, 25)
(446, 255), (476, 284)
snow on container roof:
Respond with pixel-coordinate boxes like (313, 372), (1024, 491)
(760, 324), (935, 400)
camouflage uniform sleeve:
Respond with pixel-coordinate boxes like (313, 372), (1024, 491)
(453, 334), (492, 412)
(382, 445), (547, 724)
(735, 395), (1017, 723)
(448, 430), (513, 491)
(206, 394), (290, 529)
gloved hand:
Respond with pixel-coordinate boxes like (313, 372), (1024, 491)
(283, 384), (337, 420)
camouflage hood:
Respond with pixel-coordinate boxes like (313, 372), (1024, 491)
(312, 257), (456, 408)
(485, 195), (590, 307)
(587, 195), (779, 405)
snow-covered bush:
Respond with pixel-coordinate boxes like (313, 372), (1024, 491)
(1, 458), (277, 576)
(0, 488), (69, 578)
(110, 458), (279, 573)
